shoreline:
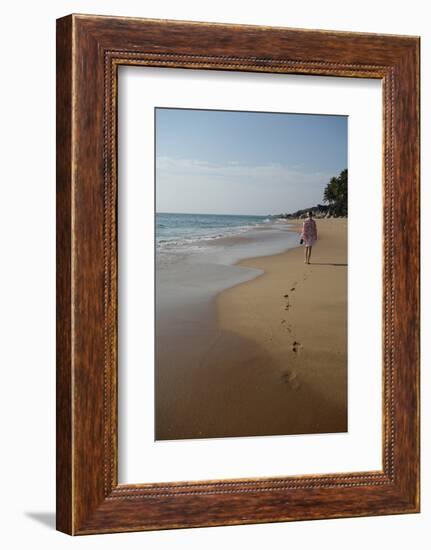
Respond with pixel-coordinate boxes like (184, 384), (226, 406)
(155, 218), (347, 440)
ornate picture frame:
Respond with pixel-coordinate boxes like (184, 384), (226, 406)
(56, 14), (420, 534)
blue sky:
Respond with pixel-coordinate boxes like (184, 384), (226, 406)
(156, 108), (347, 216)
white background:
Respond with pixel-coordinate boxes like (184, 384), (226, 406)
(0, 0), (428, 548)
(119, 67), (382, 483)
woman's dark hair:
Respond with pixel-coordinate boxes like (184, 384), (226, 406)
(308, 210), (313, 217)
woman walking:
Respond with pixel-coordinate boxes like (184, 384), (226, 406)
(300, 211), (318, 264)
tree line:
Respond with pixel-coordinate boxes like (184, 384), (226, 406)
(323, 168), (348, 217)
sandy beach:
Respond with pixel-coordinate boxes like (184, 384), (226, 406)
(155, 218), (347, 440)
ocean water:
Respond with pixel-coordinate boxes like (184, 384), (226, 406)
(156, 212), (271, 250)
(155, 211), (300, 315)
(155, 211), (299, 287)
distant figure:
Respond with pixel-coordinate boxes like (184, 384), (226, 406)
(300, 211), (318, 264)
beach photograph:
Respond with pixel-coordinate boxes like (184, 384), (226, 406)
(155, 107), (348, 440)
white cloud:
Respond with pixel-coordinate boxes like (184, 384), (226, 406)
(156, 156), (330, 185)
(155, 156), (333, 215)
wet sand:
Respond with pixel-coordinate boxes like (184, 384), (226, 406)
(155, 219), (347, 440)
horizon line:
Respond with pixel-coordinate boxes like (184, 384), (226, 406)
(156, 211), (272, 217)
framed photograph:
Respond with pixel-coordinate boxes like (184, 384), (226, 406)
(56, 14), (420, 535)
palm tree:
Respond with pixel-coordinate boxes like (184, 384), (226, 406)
(323, 169), (348, 216)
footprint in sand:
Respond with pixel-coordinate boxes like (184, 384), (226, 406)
(282, 294), (291, 311)
(291, 341), (303, 353)
(280, 320), (292, 333)
(281, 369), (300, 390)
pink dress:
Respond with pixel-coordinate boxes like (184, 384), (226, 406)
(301, 218), (317, 246)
